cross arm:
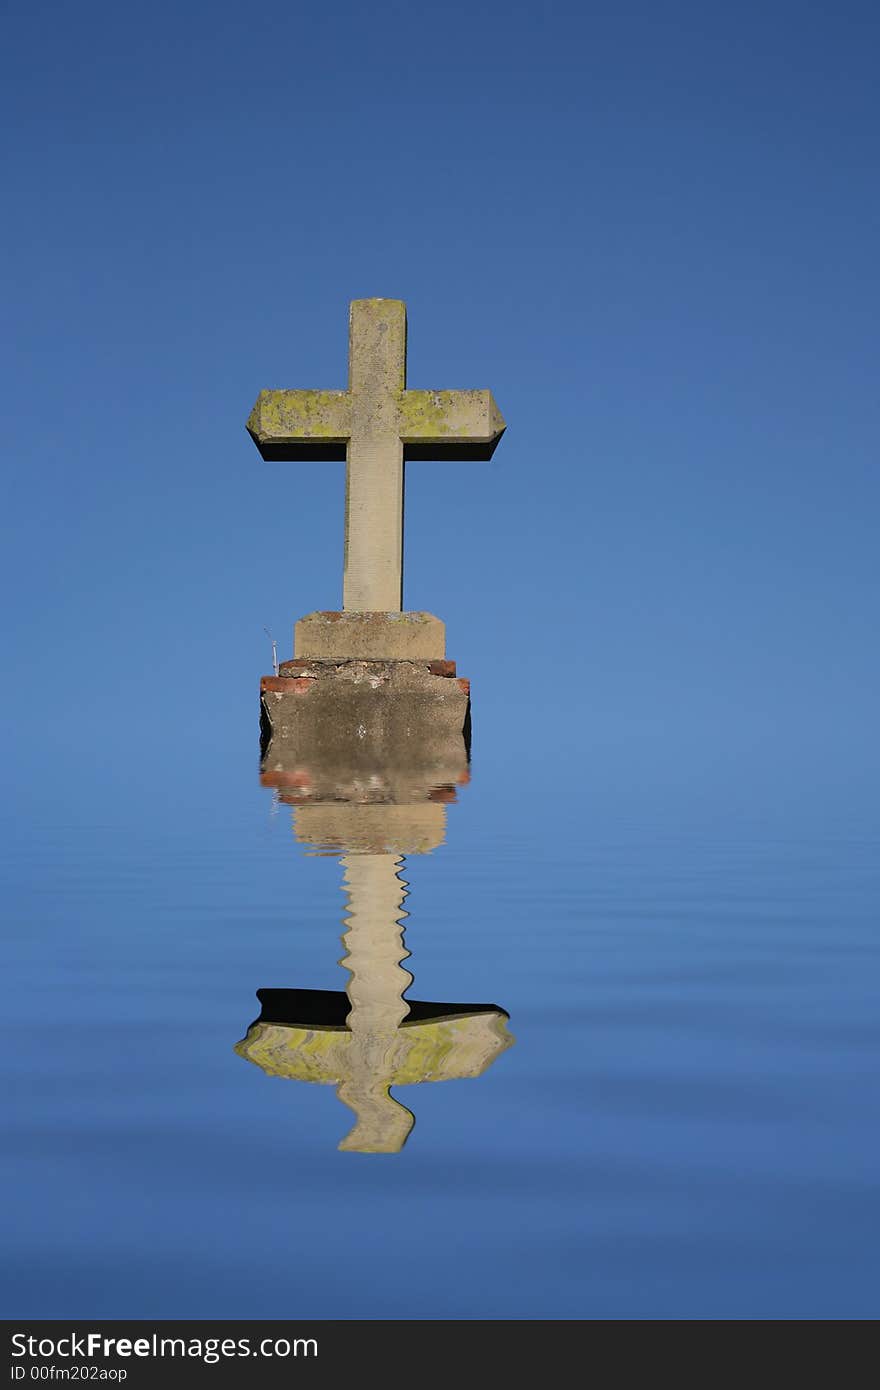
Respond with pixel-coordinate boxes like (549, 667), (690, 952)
(247, 389), (352, 461)
(398, 389), (506, 461)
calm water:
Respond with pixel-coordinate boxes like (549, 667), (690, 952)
(3, 727), (879, 1320)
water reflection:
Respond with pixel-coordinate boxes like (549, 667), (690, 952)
(236, 735), (513, 1153)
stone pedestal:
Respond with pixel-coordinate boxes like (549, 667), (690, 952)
(294, 610), (446, 660)
(260, 652), (471, 774)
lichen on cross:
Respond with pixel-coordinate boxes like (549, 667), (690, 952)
(246, 299), (505, 612)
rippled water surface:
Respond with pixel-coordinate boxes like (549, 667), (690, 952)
(4, 733), (879, 1320)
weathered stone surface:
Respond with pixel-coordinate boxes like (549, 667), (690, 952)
(246, 390), (350, 459)
(246, 298), (505, 612)
(293, 610), (446, 660)
(260, 657), (470, 769)
(345, 299), (407, 610)
(278, 656), (457, 678)
(260, 662), (470, 848)
(397, 388), (506, 459)
(247, 381), (505, 463)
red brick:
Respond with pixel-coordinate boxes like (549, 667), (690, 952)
(428, 785), (458, 804)
(261, 676), (315, 694)
(260, 769), (313, 789)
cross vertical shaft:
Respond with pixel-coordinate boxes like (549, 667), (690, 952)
(344, 300), (406, 611)
(337, 852), (414, 1151)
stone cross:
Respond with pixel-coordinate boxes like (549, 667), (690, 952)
(247, 299), (505, 612)
(235, 851), (513, 1154)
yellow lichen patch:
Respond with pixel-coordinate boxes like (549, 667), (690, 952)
(252, 389), (351, 441)
(235, 1024), (347, 1083)
(395, 1012), (514, 1082)
(397, 389), (494, 440)
(235, 1011), (513, 1087)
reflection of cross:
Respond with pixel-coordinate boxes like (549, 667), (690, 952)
(247, 299), (505, 612)
(235, 853), (512, 1154)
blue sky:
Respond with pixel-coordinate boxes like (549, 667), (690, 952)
(3, 1), (878, 817)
